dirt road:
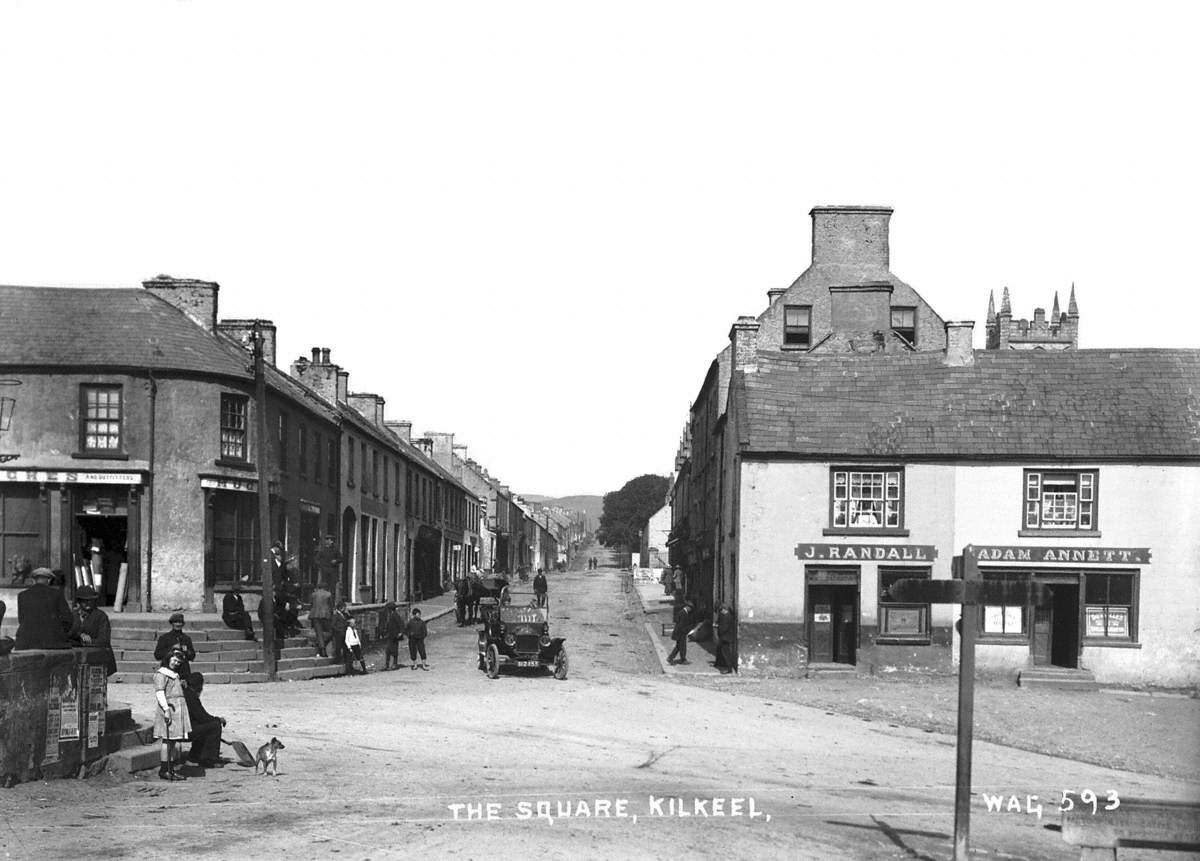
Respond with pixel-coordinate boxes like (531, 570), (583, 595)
(3, 563), (1196, 860)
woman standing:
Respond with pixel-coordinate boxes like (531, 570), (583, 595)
(153, 648), (192, 780)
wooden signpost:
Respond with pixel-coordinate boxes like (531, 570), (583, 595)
(888, 545), (1049, 861)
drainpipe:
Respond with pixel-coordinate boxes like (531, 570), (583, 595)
(143, 370), (157, 612)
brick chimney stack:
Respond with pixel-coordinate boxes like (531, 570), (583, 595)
(385, 420), (412, 443)
(944, 321), (975, 367)
(729, 316), (761, 373)
(218, 318), (276, 367)
(290, 346), (344, 404)
(143, 275), (219, 332)
(810, 206), (893, 268)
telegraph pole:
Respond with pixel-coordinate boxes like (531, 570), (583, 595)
(253, 321), (277, 681)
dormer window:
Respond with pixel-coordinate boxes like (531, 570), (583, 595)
(783, 305), (811, 349)
(891, 306), (916, 346)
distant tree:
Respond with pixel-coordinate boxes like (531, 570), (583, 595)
(597, 474), (669, 550)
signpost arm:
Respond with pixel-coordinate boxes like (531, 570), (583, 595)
(953, 547), (979, 861)
(254, 321), (277, 682)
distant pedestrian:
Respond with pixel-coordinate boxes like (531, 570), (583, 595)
(382, 602), (404, 670)
(404, 608), (429, 670)
(715, 604), (735, 674)
(667, 600), (693, 665)
(343, 615), (368, 675)
(72, 585), (117, 676)
(153, 649), (191, 781)
(222, 575), (257, 642)
(331, 600), (350, 670)
(316, 534), (344, 596)
(467, 568), (484, 624)
(308, 582), (333, 657)
(533, 569), (548, 608)
(154, 613), (196, 680)
(454, 576), (470, 627)
(14, 567), (75, 651)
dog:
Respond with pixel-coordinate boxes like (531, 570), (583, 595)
(254, 737), (285, 776)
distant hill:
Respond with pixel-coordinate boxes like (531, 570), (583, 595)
(522, 494), (602, 527)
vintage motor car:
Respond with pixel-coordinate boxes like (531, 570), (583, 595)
(477, 593), (568, 680)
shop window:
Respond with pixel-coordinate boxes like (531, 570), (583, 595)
(891, 307), (916, 346)
(1084, 572), (1136, 641)
(1024, 470), (1097, 531)
(80, 385), (123, 453)
(830, 468), (904, 531)
(212, 491), (258, 584)
(783, 305), (811, 349)
(346, 437), (355, 488)
(979, 572), (1029, 638)
(298, 423), (308, 476)
(878, 568), (930, 642)
(1, 486), (44, 587)
(327, 439), (337, 486)
(219, 394), (248, 461)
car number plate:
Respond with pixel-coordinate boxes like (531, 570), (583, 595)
(517, 660), (541, 668)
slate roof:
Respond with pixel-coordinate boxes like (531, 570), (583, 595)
(735, 349), (1200, 459)
(0, 285), (251, 378)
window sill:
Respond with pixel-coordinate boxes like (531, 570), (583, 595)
(1018, 529), (1101, 538)
(874, 638), (932, 647)
(214, 458), (255, 471)
(71, 451), (130, 461)
(1082, 639), (1141, 649)
(781, 345), (810, 352)
(823, 528), (910, 537)
(977, 636), (1028, 645)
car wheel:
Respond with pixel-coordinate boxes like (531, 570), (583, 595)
(486, 644), (500, 679)
(553, 647), (568, 681)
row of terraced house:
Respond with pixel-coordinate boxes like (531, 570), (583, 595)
(0, 276), (585, 615)
(665, 206), (1200, 687)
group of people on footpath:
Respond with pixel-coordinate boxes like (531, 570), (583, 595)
(663, 567), (736, 674)
(5, 567), (118, 675)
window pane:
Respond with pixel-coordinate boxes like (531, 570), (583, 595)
(1085, 574), (1108, 605)
(1108, 574), (1133, 605)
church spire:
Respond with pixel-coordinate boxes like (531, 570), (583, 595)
(987, 290), (996, 324)
(1000, 286), (1011, 316)
(1067, 282), (1078, 316)
(1051, 291), (1061, 322)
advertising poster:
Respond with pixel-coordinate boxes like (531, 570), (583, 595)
(43, 693), (61, 764)
(59, 669), (80, 741)
(89, 665), (107, 742)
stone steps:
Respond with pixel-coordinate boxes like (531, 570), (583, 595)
(1018, 666), (1099, 691)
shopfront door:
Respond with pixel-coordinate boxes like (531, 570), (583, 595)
(71, 486), (131, 607)
(1032, 580), (1079, 668)
(807, 578), (859, 665)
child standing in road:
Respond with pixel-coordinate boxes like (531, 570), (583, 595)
(405, 608), (429, 670)
(382, 602), (403, 670)
(343, 615), (368, 675)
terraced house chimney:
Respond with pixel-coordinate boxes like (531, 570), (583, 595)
(289, 346), (342, 404)
(729, 316), (761, 373)
(385, 420), (411, 443)
(143, 275), (219, 332)
(944, 321), (975, 367)
(810, 206), (893, 268)
(218, 318), (276, 367)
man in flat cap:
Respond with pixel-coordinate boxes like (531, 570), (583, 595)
(154, 612), (196, 680)
(15, 568), (76, 650)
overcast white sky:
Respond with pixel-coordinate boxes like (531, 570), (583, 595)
(2, 2), (1197, 497)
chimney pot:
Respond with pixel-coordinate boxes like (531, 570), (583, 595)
(311, 347), (321, 363)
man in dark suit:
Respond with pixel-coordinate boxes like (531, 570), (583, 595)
(221, 576), (257, 642)
(73, 585), (117, 675)
(667, 599), (693, 665)
(183, 672), (227, 767)
(154, 613), (197, 679)
(15, 568), (75, 650)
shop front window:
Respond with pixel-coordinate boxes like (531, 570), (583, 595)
(1084, 572), (1136, 640)
(212, 491), (258, 584)
(980, 572), (1029, 638)
(878, 568), (930, 642)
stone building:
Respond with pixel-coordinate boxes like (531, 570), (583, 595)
(670, 206), (1200, 685)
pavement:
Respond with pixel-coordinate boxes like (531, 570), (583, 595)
(632, 572), (728, 677)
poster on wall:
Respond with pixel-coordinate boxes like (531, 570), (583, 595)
(59, 669), (80, 740)
(88, 665), (107, 744)
(1085, 608), (1107, 637)
(43, 692), (61, 763)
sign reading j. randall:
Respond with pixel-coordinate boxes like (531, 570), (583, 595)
(3, 469), (142, 485)
(795, 543), (937, 562)
(972, 545), (1151, 565)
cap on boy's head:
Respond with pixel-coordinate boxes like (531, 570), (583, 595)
(271, 541), (283, 550)
(169, 612), (185, 624)
(384, 601), (396, 610)
(411, 608), (421, 616)
(30, 567), (54, 582)
(75, 585), (99, 601)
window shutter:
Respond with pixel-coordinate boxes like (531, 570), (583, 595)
(1025, 472), (1041, 528)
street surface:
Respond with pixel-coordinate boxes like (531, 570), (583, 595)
(2, 559), (1197, 860)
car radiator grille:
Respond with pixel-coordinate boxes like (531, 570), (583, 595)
(516, 635), (541, 654)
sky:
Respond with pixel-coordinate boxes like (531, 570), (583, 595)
(1, 2), (1197, 498)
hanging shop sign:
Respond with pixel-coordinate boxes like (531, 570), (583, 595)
(972, 545), (1150, 565)
(3, 469), (142, 485)
(795, 543), (937, 562)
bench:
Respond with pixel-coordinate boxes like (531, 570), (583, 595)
(1058, 797), (1200, 859)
